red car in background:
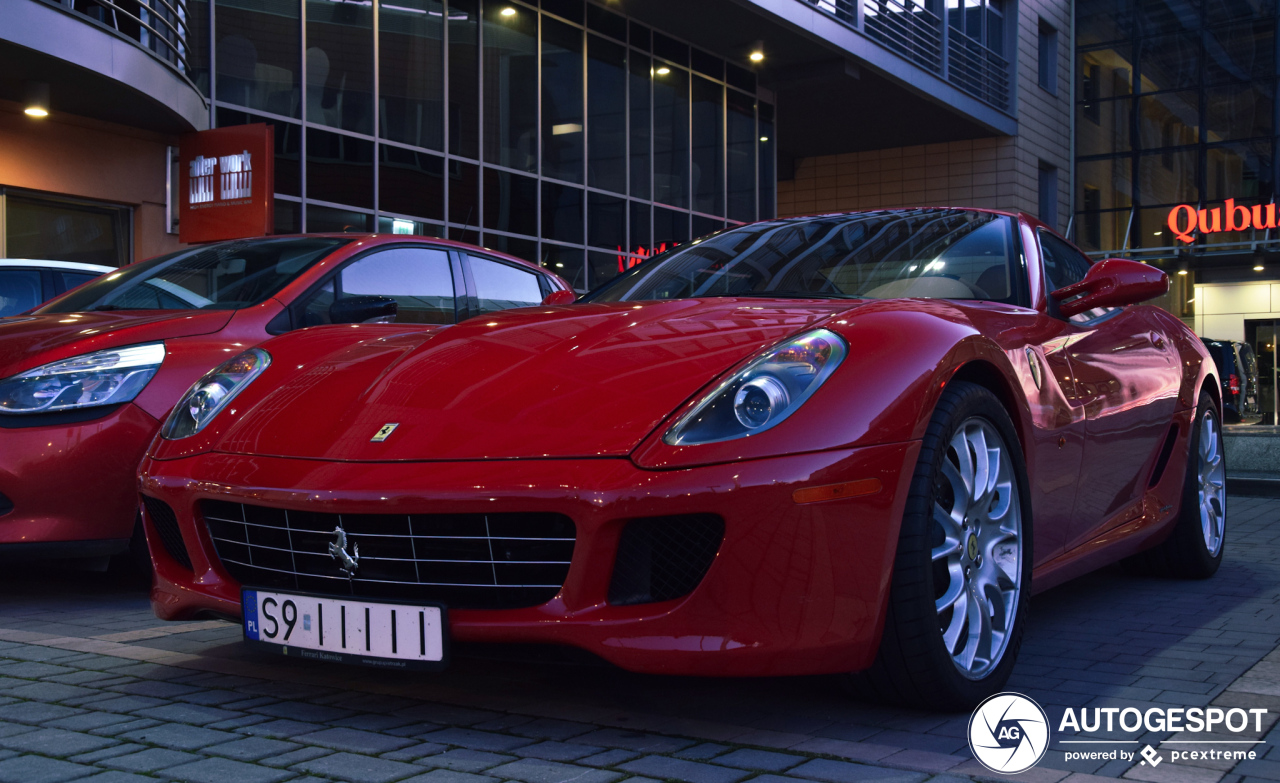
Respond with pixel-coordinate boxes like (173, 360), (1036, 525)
(0, 235), (569, 564)
(139, 209), (1224, 708)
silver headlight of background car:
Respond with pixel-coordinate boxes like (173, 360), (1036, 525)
(0, 342), (166, 414)
(161, 348), (271, 440)
(664, 328), (847, 446)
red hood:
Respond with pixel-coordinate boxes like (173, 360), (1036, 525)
(0, 311), (235, 378)
(218, 298), (858, 461)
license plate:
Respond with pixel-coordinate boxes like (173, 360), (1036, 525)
(242, 589), (447, 670)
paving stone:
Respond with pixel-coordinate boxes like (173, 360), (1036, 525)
(0, 702), (82, 725)
(335, 713), (418, 732)
(618, 755), (752, 783)
(205, 714), (272, 731)
(788, 758), (932, 783)
(399, 770), (500, 783)
(490, 758), (627, 783)
(579, 749), (642, 768)
(415, 749), (519, 772)
(0, 662), (74, 678)
(86, 719), (161, 738)
(203, 736), (301, 761)
(109, 680), (203, 699)
(74, 773), (158, 783)
(422, 727), (536, 752)
(0, 754), (96, 783)
(132, 703), (242, 725)
(66, 743), (145, 764)
(382, 741), (449, 762)
(240, 719), (327, 738)
(257, 745), (333, 768)
(41, 711), (136, 732)
(4, 682), (98, 703)
(99, 747), (201, 773)
(674, 743), (731, 761)
(119, 722), (238, 750)
(81, 696), (167, 714)
(292, 751), (423, 783)
(392, 705), (501, 726)
(250, 701), (353, 723)
(572, 729), (696, 754)
(296, 726), (417, 754)
(508, 718), (596, 742)
(0, 727), (116, 757)
(0, 722), (36, 739)
(713, 749), (805, 772)
(515, 741), (606, 761)
(163, 756), (296, 783)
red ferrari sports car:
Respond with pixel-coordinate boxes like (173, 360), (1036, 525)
(0, 235), (569, 564)
(138, 209), (1224, 707)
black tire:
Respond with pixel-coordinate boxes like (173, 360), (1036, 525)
(1125, 391), (1225, 579)
(108, 513), (153, 588)
(845, 381), (1033, 711)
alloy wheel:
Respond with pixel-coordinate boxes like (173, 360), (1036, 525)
(931, 417), (1023, 681)
(1197, 409), (1226, 557)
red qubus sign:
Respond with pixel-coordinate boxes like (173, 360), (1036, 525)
(178, 124), (274, 244)
(1168, 199), (1278, 244)
(616, 242), (677, 272)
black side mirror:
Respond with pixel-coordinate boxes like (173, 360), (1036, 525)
(330, 295), (398, 324)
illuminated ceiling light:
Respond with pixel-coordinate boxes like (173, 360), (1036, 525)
(1256, 264), (1266, 271)
(1153, 230), (1162, 236)
(500, 6), (515, 15)
(24, 81), (49, 118)
(760, 136), (769, 142)
(1177, 269), (1188, 275)
(655, 66), (671, 75)
(551, 123), (583, 135)
(749, 51), (764, 62)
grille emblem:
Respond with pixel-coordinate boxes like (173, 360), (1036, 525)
(371, 423), (399, 442)
(328, 525), (360, 578)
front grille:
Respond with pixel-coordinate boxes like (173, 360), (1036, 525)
(202, 500), (575, 610)
(608, 514), (725, 606)
(143, 496), (192, 570)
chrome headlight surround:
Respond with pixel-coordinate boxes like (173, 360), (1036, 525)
(161, 348), (271, 440)
(663, 328), (848, 446)
(0, 342), (166, 415)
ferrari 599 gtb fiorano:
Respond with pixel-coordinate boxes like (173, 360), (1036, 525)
(138, 209), (1224, 708)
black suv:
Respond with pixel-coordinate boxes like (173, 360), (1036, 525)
(1202, 338), (1262, 424)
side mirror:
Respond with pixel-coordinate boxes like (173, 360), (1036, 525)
(541, 289), (577, 306)
(1050, 258), (1168, 319)
(330, 295), (398, 324)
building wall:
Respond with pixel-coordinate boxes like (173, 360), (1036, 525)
(1195, 282), (1280, 343)
(0, 101), (184, 263)
(777, 0), (1073, 234)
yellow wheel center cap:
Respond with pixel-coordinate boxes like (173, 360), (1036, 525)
(967, 533), (979, 561)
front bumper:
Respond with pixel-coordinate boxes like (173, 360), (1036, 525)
(140, 440), (919, 677)
(0, 403), (159, 548)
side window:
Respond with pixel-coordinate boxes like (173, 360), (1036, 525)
(470, 256), (543, 315)
(56, 272), (100, 294)
(0, 270), (43, 317)
(297, 247), (455, 327)
(1038, 230), (1093, 292)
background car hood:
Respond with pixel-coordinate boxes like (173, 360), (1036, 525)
(218, 298), (857, 461)
(0, 311), (234, 378)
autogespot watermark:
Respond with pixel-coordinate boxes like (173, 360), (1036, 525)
(968, 694), (1269, 774)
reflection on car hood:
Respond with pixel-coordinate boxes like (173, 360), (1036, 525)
(218, 298), (860, 461)
(0, 310), (234, 378)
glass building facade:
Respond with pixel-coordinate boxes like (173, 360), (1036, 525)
(184, 0), (776, 290)
(1074, 0), (1277, 260)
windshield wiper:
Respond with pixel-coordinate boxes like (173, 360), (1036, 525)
(705, 291), (863, 300)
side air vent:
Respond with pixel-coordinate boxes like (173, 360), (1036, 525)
(0, 492), (12, 516)
(143, 496), (192, 571)
(1148, 424), (1180, 489)
(608, 514), (725, 606)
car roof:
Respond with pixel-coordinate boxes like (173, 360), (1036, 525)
(239, 234), (570, 288)
(0, 259), (115, 273)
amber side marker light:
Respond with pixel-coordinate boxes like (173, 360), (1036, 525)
(793, 478), (882, 504)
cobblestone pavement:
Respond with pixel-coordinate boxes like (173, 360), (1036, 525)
(0, 496), (1279, 783)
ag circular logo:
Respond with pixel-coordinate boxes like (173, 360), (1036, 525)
(968, 692), (1050, 774)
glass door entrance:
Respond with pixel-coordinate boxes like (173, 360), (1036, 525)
(1245, 320), (1277, 425)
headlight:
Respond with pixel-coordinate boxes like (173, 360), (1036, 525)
(0, 343), (165, 414)
(161, 348), (270, 440)
(664, 329), (847, 446)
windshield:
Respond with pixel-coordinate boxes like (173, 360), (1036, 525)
(583, 210), (1022, 305)
(38, 237), (351, 314)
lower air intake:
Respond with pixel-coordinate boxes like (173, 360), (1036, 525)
(608, 514), (725, 606)
(142, 496), (192, 571)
